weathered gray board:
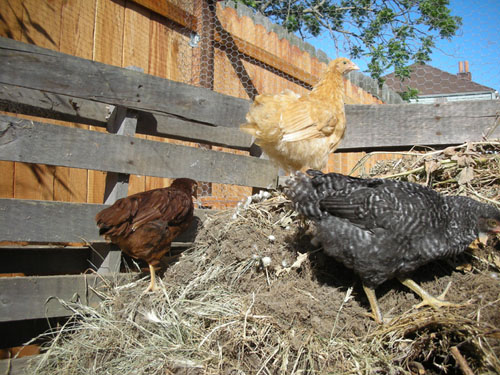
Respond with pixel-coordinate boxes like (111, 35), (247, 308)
(0, 36), (249, 128)
(0, 84), (253, 149)
(0, 355), (36, 375)
(0, 199), (211, 243)
(3, 86), (498, 153)
(341, 100), (500, 150)
(0, 115), (278, 188)
(0, 274), (133, 322)
(3, 38), (499, 152)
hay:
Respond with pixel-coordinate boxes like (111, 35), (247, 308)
(363, 142), (500, 202)
(27, 142), (500, 375)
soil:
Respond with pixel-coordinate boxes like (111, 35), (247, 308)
(164, 195), (500, 374)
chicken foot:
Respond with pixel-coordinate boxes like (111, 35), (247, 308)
(399, 277), (460, 310)
(362, 284), (383, 324)
(144, 264), (158, 293)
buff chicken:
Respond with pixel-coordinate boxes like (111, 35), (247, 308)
(240, 57), (359, 172)
(95, 178), (198, 292)
(286, 170), (500, 323)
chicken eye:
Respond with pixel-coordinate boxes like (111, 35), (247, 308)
(488, 219), (498, 227)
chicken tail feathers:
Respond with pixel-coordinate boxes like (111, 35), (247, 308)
(284, 172), (323, 219)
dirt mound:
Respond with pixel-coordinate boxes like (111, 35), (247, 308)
(29, 142), (500, 374)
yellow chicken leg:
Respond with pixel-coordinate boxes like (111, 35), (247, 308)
(144, 264), (158, 293)
(399, 278), (459, 310)
(362, 284), (383, 324)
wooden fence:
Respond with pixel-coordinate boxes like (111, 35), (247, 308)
(0, 0), (399, 210)
(1, 34), (500, 373)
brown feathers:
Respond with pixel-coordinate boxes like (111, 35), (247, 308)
(95, 178), (198, 292)
(241, 58), (359, 172)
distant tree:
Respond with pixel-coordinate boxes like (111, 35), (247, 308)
(234, 0), (461, 84)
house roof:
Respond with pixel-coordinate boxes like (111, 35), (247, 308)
(382, 63), (495, 96)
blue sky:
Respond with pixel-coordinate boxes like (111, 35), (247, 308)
(307, 0), (500, 92)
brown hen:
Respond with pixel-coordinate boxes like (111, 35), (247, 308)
(240, 57), (359, 172)
(95, 178), (198, 292)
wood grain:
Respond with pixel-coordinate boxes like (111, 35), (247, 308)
(0, 0), (23, 40)
(0, 273), (133, 321)
(0, 160), (14, 198)
(0, 355), (37, 375)
(0, 36), (250, 128)
(0, 84), (253, 149)
(56, 0), (96, 204)
(130, 0), (198, 30)
(123, 6), (151, 195)
(340, 101), (500, 150)
(14, 0), (62, 203)
(0, 198), (210, 243)
(0, 115), (277, 188)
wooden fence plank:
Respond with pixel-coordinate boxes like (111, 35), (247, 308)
(130, 0), (198, 30)
(137, 112), (252, 149)
(0, 0), (23, 41)
(13, 163), (55, 201)
(6, 84), (498, 152)
(0, 115), (277, 188)
(0, 273), (133, 322)
(0, 84), (110, 125)
(59, 0), (96, 59)
(0, 160), (14, 198)
(3, 39), (497, 152)
(94, 0), (124, 66)
(339, 101), (500, 150)
(0, 198), (209, 243)
(21, 0), (62, 51)
(0, 36), (250, 129)
(0, 355), (35, 375)
(0, 85), (253, 149)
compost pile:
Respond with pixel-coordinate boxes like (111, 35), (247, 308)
(29, 142), (500, 375)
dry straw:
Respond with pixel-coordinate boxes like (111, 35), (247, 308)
(24, 141), (500, 374)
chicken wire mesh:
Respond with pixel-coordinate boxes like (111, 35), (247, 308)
(1, 0), (498, 208)
(161, 0), (323, 209)
(168, 0), (499, 207)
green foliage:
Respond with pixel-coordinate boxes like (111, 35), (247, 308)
(233, 0), (461, 81)
(400, 86), (420, 101)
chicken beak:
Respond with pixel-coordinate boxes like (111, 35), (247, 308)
(349, 63), (360, 72)
(478, 232), (489, 246)
(479, 225), (500, 246)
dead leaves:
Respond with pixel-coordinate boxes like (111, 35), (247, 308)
(457, 166), (475, 185)
(373, 143), (500, 198)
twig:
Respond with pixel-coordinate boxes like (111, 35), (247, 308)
(466, 187), (500, 206)
(329, 286), (353, 344)
(381, 159), (456, 179)
(198, 321), (238, 348)
(350, 151), (427, 175)
(351, 141), (500, 176)
(450, 346), (475, 375)
(242, 293), (256, 339)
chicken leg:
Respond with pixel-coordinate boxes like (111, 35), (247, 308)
(144, 264), (158, 293)
(362, 284), (383, 324)
(399, 278), (459, 310)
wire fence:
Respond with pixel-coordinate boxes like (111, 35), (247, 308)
(2, 0), (495, 208)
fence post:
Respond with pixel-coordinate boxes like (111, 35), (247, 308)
(98, 66), (142, 274)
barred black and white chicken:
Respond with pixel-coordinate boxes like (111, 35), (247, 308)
(285, 170), (500, 323)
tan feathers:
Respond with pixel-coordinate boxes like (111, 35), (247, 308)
(241, 58), (359, 172)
